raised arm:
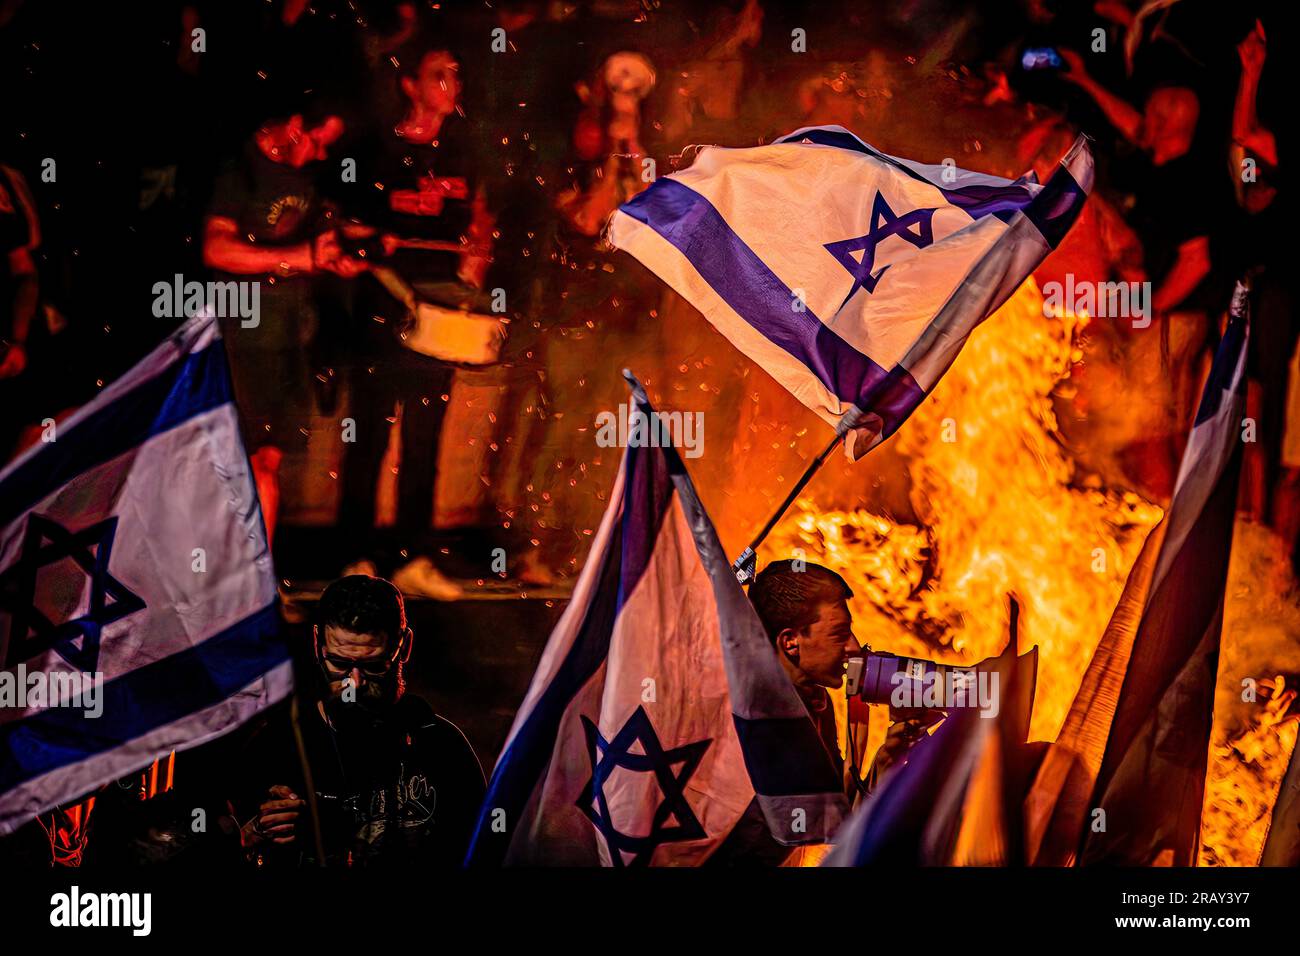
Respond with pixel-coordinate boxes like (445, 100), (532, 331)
(1233, 20), (1278, 167)
(1059, 47), (1143, 145)
(1152, 236), (1211, 316)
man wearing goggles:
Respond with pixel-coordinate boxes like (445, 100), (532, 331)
(239, 575), (485, 866)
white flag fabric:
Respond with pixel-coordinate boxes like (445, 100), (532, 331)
(465, 374), (848, 866)
(608, 125), (1093, 457)
(0, 313), (291, 834)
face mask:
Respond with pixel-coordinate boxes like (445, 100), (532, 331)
(322, 668), (399, 732)
(326, 697), (384, 738)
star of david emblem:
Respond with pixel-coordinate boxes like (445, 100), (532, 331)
(0, 514), (146, 671)
(576, 706), (711, 867)
(824, 191), (938, 308)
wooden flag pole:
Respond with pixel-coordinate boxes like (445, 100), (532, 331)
(730, 429), (845, 584)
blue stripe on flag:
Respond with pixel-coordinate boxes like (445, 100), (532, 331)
(0, 341), (234, 528)
(776, 126), (1086, 247)
(616, 428), (675, 610)
(1194, 311), (1248, 425)
(0, 602), (286, 793)
(776, 128), (1031, 221)
(732, 714), (844, 796)
(851, 715), (971, 865)
(464, 440), (676, 866)
(619, 178), (926, 427)
(1022, 166), (1089, 250)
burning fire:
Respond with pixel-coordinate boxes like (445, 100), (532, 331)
(1202, 520), (1300, 865)
(763, 278), (1162, 741)
(759, 278), (1300, 864)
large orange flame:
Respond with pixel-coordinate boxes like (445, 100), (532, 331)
(760, 279), (1300, 864)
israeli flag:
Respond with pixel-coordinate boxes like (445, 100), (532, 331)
(609, 125), (1093, 457)
(465, 373), (848, 866)
(0, 313), (291, 834)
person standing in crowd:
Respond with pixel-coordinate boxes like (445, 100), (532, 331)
(660, 0), (764, 147)
(1059, 48), (1232, 498)
(467, 1), (585, 587)
(0, 160), (40, 462)
(336, 46), (493, 600)
(202, 104), (368, 545)
(237, 575), (485, 867)
(1230, 20), (1300, 556)
(549, 49), (666, 582)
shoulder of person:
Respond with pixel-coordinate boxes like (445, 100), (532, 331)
(397, 698), (485, 778)
(400, 697), (471, 745)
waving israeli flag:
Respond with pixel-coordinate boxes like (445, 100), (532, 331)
(0, 313), (291, 834)
(608, 125), (1093, 457)
(1029, 282), (1251, 867)
(465, 373), (847, 866)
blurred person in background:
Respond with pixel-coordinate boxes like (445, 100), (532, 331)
(337, 46), (493, 600)
(1228, 20), (1300, 557)
(0, 160), (41, 462)
(203, 104), (368, 545)
(660, 0), (764, 148)
(1059, 47), (1230, 499)
(1229, 19), (1285, 524)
